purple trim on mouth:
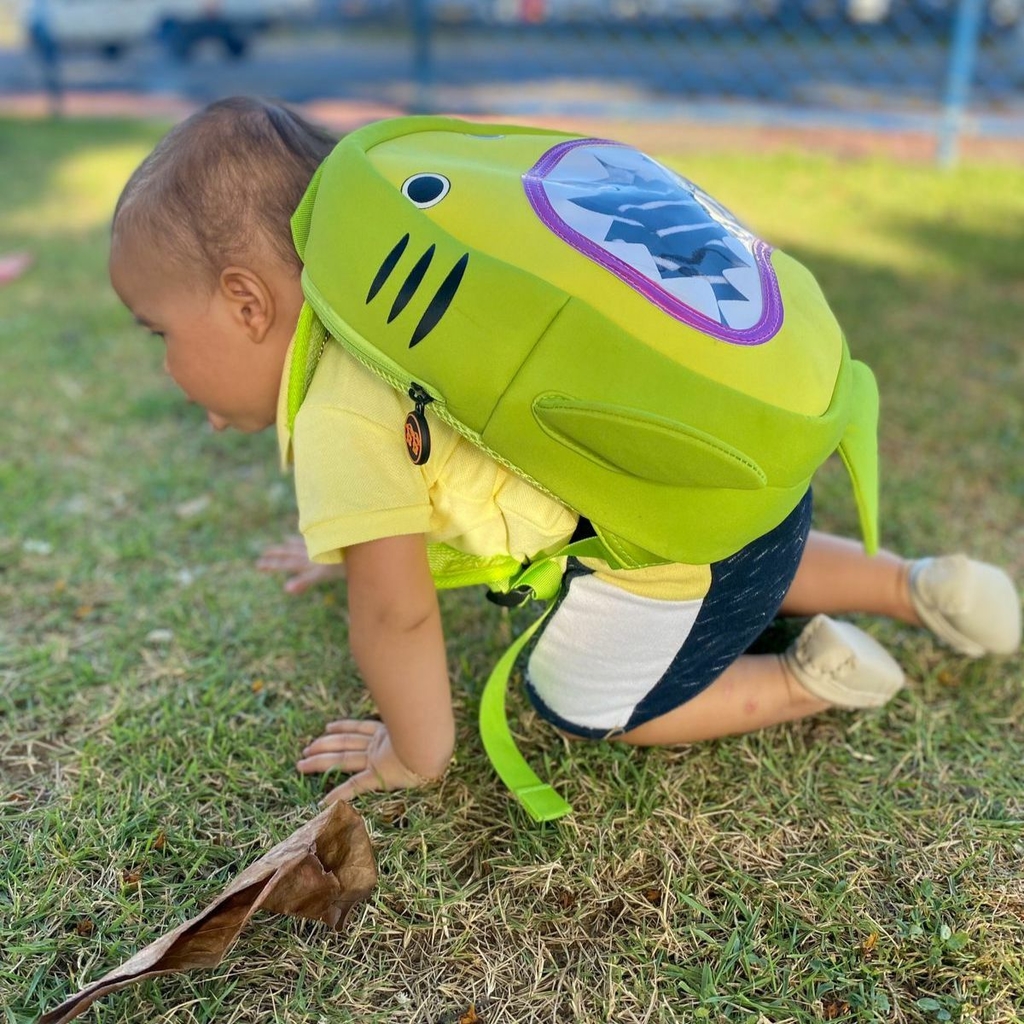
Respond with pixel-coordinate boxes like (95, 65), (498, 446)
(523, 138), (783, 346)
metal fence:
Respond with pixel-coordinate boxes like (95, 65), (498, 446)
(4, 0), (1022, 161)
(348, 0), (1023, 160)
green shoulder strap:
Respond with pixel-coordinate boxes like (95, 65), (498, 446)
(427, 543), (524, 591)
(287, 302), (328, 435)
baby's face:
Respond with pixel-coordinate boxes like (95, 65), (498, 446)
(110, 236), (291, 433)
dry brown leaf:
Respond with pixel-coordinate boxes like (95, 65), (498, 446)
(458, 1006), (481, 1024)
(822, 999), (851, 1020)
(38, 800), (376, 1024)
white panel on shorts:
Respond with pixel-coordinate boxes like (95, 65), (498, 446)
(526, 571), (705, 733)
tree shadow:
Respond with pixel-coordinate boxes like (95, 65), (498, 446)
(781, 226), (1022, 561)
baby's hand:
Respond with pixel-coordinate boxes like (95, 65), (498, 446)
(297, 719), (438, 803)
(256, 536), (346, 595)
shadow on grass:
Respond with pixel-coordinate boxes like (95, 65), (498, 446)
(784, 217), (1024, 387)
(885, 213), (1024, 285)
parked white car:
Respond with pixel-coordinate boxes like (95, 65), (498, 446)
(22, 0), (316, 60)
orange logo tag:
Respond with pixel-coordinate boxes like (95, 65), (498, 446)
(405, 411), (430, 465)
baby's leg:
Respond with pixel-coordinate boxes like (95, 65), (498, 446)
(613, 653), (829, 746)
(782, 531), (1021, 657)
(780, 531), (919, 623)
(616, 613), (907, 746)
(528, 493), (904, 746)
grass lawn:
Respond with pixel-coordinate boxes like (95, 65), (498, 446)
(1, 115), (1022, 1024)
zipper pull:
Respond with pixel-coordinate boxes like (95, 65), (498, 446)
(405, 383), (433, 465)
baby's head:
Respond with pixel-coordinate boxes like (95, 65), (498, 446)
(110, 96), (336, 432)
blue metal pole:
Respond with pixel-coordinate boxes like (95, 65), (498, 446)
(410, 0), (434, 114)
(937, 0), (986, 167)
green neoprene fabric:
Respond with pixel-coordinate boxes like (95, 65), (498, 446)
(291, 115), (881, 567)
(286, 115), (885, 818)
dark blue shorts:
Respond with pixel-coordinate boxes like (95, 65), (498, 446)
(524, 490), (814, 738)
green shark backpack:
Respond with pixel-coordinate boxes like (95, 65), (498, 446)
(287, 115), (881, 820)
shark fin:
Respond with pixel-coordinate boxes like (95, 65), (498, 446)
(532, 394), (767, 490)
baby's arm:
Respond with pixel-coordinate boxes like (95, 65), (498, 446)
(297, 533), (454, 803)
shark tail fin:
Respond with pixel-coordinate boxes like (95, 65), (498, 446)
(837, 359), (880, 555)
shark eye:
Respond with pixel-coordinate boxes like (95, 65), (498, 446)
(402, 173), (450, 209)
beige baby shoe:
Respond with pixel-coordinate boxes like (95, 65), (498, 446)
(782, 614), (905, 708)
(909, 554), (1022, 658)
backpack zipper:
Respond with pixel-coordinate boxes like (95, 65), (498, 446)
(408, 382), (433, 414)
(302, 278), (569, 505)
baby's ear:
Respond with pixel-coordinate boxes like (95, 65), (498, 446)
(220, 266), (274, 342)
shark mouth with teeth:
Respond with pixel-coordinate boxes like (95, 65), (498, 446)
(523, 139), (783, 346)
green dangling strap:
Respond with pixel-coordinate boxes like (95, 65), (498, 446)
(477, 535), (615, 822)
(478, 603), (568, 821)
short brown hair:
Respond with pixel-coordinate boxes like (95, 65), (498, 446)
(113, 96), (336, 281)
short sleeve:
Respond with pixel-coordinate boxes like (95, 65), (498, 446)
(291, 358), (432, 564)
(285, 341), (576, 566)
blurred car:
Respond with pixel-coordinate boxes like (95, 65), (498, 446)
(22, 0), (316, 61)
(777, 0), (1023, 30)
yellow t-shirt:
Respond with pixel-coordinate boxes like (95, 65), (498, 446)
(276, 340), (712, 602)
(277, 340), (578, 565)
